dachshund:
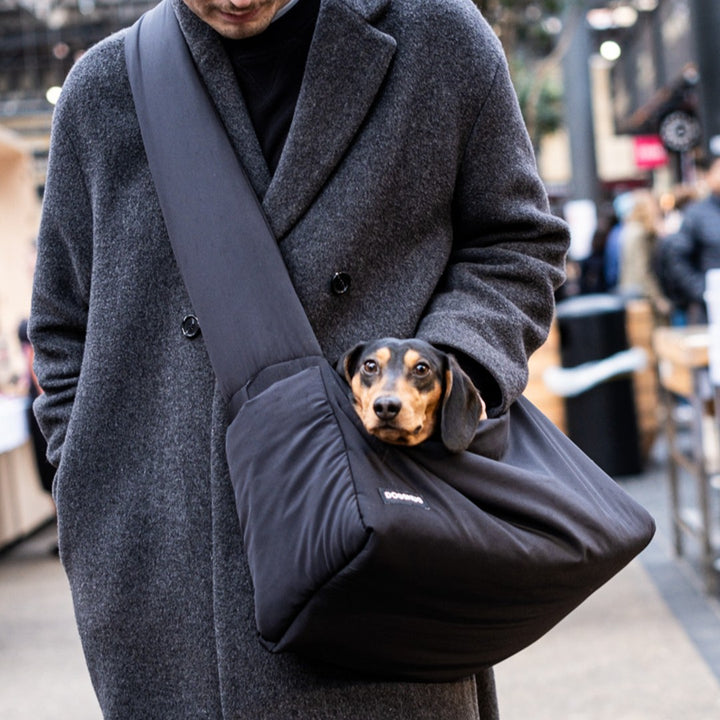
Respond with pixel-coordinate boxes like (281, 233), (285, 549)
(337, 338), (486, 453)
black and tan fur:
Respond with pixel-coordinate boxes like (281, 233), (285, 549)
(338, 338), (486, 452)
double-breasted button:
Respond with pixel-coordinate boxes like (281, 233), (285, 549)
(181, 314), (201, 338)
(330, 271), (352, 295)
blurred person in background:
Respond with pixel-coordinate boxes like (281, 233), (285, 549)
(653, 184), (699, 325)
(579, 203), (616, 295)
(604, 190), (635, 292)
(618, 189), (669, 319)
(17, 318), (56, 500)
(659, 157), (720, 323)
(17, 238), (57, 549)
(659, 184), (698, 236)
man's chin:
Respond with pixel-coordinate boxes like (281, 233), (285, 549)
(181, 0), (292, 40)
(209, 12), (274, 39)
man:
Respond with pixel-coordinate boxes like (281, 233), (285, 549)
(662, 156), (720, 320)
(29, 0), (569, 717)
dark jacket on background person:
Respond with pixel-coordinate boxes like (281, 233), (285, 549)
(28, 0), (569, 717)
(663, 194), (720, 309)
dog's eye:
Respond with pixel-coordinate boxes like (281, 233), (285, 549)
(413, 362), (430, 377)
(362, 359), (379, 375)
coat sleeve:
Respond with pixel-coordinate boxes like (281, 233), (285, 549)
(28, 98), (93, 468)
(417, 54), (569, 415)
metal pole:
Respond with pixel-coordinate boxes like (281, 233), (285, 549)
(562, 6), (599, 203)
(689, 0), (720, 157)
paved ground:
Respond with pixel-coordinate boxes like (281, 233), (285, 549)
(0, 524), (100, 719)
(2, 443), (720, 719)
(495, 447), (720, 720)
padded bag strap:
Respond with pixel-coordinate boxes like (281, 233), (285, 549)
(125, 0), (322, 410)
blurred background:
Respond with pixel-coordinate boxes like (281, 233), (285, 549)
(2, 1), (720, 718)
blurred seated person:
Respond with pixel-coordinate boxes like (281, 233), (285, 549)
(18, 319), (55, 496)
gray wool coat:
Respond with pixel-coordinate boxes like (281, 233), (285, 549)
(29, 0), (569, 717)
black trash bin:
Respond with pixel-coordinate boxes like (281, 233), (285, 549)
(555, 294), (642, 477)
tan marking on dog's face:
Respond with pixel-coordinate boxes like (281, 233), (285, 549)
(350, 344), (443, 446)
(403, 349), (422, 369)
(375, 347), (392, 366)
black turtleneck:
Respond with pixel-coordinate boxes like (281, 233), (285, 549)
(222, 0), (321, 174)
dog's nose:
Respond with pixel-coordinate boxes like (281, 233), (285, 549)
(373, 396), (402, 420)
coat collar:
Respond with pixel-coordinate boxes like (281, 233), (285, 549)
(172, 0), (396, 239)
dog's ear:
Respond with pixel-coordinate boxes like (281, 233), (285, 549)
(440, 354), (486, 453)
(336, 342), (368, 384)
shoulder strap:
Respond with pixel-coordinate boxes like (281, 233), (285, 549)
(125, 0), (322, 406)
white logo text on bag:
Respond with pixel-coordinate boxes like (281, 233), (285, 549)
(379, 489), (430, 509)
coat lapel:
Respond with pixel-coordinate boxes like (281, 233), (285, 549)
(262, 0), (396, 239)
(173, 0), (396, 239)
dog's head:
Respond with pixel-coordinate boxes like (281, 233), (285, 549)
(338, 338), (486, 452)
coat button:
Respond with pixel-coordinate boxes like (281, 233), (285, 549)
(181, 314), (201, 338)
(330, 271), (352, 295)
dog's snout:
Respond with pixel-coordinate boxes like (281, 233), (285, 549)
(373, 396), (402, 420)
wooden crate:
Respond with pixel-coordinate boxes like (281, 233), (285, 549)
(526, 321), (566, 432)
(626, 299), (660, 461)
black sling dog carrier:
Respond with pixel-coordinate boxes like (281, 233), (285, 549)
(126, 0), (654, 682)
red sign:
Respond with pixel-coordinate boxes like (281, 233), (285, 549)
(634, 135), (668, 169)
